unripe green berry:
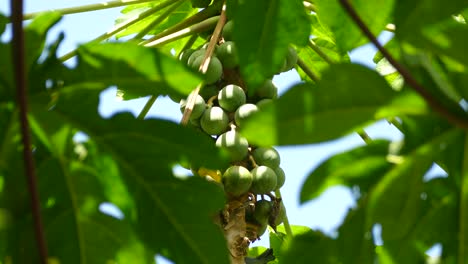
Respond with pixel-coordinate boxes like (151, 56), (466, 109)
(187, 49), (206, 66)
(253, 200), (273, 224)
(218, 84), (246, 112)
(222, 165), (252, 196)
(274, 167), (285, 189)
(252, 147), (281, 169)
(250, 166), (277, 194)
(254, 80), (277, 99)
(200, 106), (229, 135)
(179, 95), (206, 120)
(216, 130), (249, 162)
(216, 41), (239, 69)
(191, 56), (223, 84)
(256, 99), (273, 108)
(234, 103), (258, 127)
(178, 48), (195, 64)
(222, 20), (234, 41)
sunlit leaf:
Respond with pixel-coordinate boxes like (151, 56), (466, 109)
(240, 64), (428, 146)
(314, 0), (395, 52)
(228, 0), (310, 90)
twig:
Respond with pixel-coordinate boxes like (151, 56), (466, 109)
(297, 58), (320, 83)
(180, 2), (227, 125)
(338, 0), (468, 130)
(10, 0), (48, 263)
(139, 0), (223, 46)
(22, 0), (160, 20)
(143, 16), (219, 47)
(60, 0), (178, 61)
(137, 96), (158, 120)
(133, 0), (185, 40)
(308, 39), (336, 65)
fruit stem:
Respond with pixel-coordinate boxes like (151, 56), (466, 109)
(143, 15), (220, 47)
(274, 189), (293, 237)
(59, 0), (178, 62)
(297, 58), (320, 83)
(22, 0), (159, 20)
(140, 0), (223, 46)
(137, 95), (158, 120)
(308, 39), (336, 65)
(180, 2), (227, 125)
(133, 0), (185, 40)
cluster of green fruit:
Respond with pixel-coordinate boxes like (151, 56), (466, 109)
(176, 19), (297, 240)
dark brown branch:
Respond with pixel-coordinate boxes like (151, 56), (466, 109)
(10, 1), (49, 263)
(338, 0), (468, 130)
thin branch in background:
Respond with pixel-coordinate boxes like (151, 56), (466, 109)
(22, 0), (157, 20)
(338, 0), (468, 130)
(60, 0), (179, 61)
(133, 0), (185, 40)
(308, 39), (336, 65)
(297, 58), (320, 83)
(10, 0), (49, 263)
(180, 2), (227, 125)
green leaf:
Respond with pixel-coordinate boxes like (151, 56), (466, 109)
(0, 13), (7, 35)
(270, 225), (312, 263)
(368, 156), (433, 240)
(336, 199), (375, 264)
(314, 0), (395, 52)
(115, 1), (196, 39)
(51, 86), (230, 263)
(240, 63), (428, 146)
(73, 42), (202, 100)
(296, 38), (349, 81)
(228, 0), (310, 89)
(300, 140), (392, 203)
(280, 230), (339, 264)
(24, 12), (62, 69)
(460, 134), (468, 263)
(394, 0), (468, 41)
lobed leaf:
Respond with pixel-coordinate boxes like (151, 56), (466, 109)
(240, 63), (428, 146)
(228, 0), (310, 90)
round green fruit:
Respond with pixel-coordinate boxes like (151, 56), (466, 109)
(191, 56), (223, 84)
(200, 106), (229, 135)
(281, 46), (298, 72)
(190, 0), (211, 8)
(256, 99), (273, 108)
(187, 49), (206, 66)
(178, 48), (195, 64)
(274, 167), (285, 189)
(250, 166), (277, 194)
(274, 202), (286, 226)
(218, 84), (246, 112)
(254, 80), (277, 99)
(199, 84), (219, 101)
(234, 103), (258, 127)
(216, 130), (249, 162)
(253, 200), (273, 224)
(252, 147), (281, 169)
(222, 20), (234, 41)
(179, 94), (206, 120)
(216, 41), (239, 69)
(222, 165), (252, 196)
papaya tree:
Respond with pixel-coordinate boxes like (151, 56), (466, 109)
(2, 0), (468, 263)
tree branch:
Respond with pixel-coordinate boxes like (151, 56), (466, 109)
(338, 0), (468, 130)
(180, 2), (227, 125)
(10, 1), (48, 263)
